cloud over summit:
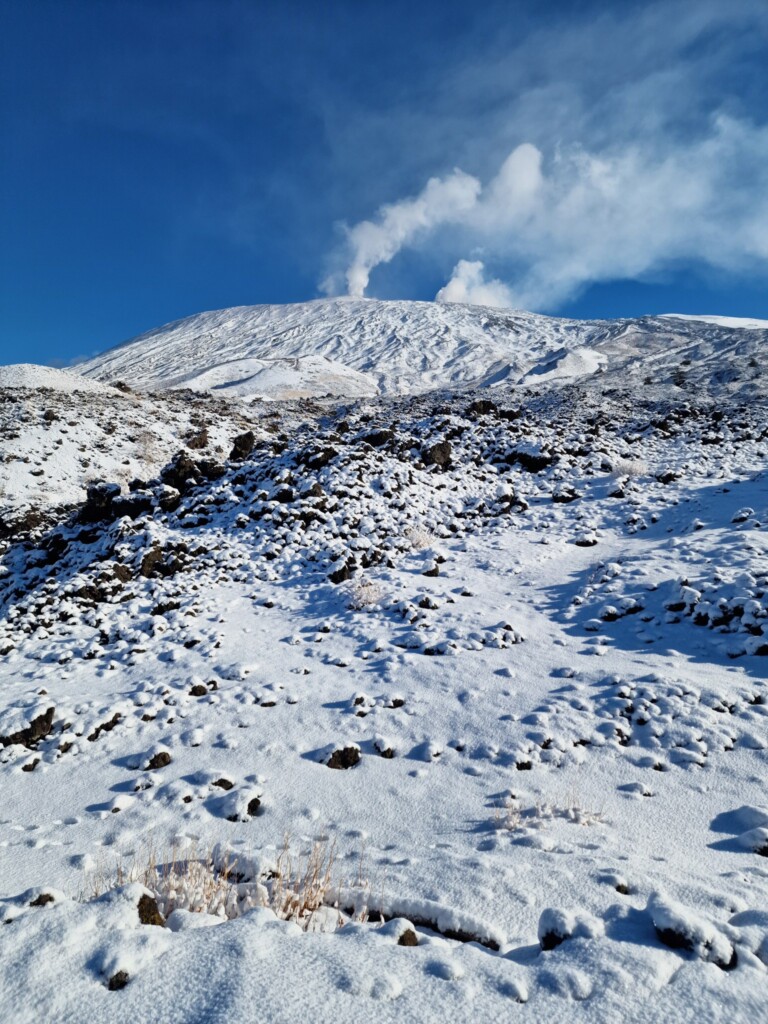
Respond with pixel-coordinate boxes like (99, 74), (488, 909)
(322, 1), (768, 312)
(329, 119), (768, 311)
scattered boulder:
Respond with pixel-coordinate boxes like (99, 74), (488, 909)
(79, 482), (121, 524)
(506, 448), (554, 473)
(552, 485), (581, 504)
(160, 452), (201, 493)
(0, 707), (54, 749)
(466, 399), (497, 416)
(649, 893), (737, 970)
(329, 559), (354, 585)
(422, 440), (452, 468)
(302, 447), (338, 471)
(229, 430), (255, 461)
(538, 908), (576, 950)
(108, 971), (130, 991)
(87, 713), (121, 743)
(246, 796), (261, 817)
(111, 493), (155, 520)
(145, 751), (172, 771)
(656, 470), (679, 485)
(360, 428), (394, 448)
(375, 739), (395, 759)
(29, 892), (55, 907)
(326, 746), (361, 770)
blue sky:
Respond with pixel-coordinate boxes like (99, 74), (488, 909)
(2, 0), (767, 367)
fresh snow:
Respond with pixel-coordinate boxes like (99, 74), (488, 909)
(77, 298), (768, 401)
(662, 314), (768, 330)
(1, 299), (768, 1021)
(0, 363), (119, 394)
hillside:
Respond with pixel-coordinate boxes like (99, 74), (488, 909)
(1, 301), (767, 1021)
(77, 298), (768, 401)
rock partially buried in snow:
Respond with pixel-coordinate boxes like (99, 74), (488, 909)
(538, 908), (604, 951)
(737, 827), (768, 856)
(648, 892), (737, 970)
(144, 750), (172, 771)
(138, 893), (165, 927)
(325, 746), (361, 770)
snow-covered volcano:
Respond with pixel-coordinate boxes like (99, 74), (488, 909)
(3, 297), (768, 1021)
(76, 298), (768, 401)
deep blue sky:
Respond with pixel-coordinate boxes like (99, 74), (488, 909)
(2, 0), (767, 366)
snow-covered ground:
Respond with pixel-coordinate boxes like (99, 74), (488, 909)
(1, 301), (768, 1021)
(661, 313), (768, 331)
(77, 297), (768, 401)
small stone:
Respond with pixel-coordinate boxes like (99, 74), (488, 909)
(146, 751), (172, 771)
(29, 893), (54, 908)
(138, 893), (165, 927)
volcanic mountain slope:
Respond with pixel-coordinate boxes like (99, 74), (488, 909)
(0, 363), (300, 533)
(4, 299), (766, 533)
(2, 319), (768, 1021)
(76, 298), (768, 401)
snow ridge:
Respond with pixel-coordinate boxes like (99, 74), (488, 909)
(76, 298), (768, 401)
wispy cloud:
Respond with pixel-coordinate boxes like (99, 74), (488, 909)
(322, 0), (768, 310)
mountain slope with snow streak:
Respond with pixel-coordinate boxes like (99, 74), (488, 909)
(76, 298), (768, 401)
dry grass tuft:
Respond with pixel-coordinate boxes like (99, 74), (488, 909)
(346, 575), (386, 610)
(498, 790), (606, 833)
(404, 526), (435, 552)
(82, 835), (369, 932)
(610, 457), (649, 479)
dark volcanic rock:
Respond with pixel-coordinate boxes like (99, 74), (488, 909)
(360, 428), (394, 448)
(422, 441), (452, 468)
(229, 430), (255, 461)
(80, 482), (121, 524)
(111, 493), (155, 520)
(161, 453), (201, 493)
(0, 707), (54, 749)
(506, 449), (554, 473)
(137, 894), (165, 927)
(326, 746), (361, 770)
(145, 751), (172, 770)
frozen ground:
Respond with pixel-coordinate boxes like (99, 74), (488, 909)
(1, 301), (767, 1021)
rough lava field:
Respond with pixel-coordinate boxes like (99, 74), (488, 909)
(1, 299), (768, 1022)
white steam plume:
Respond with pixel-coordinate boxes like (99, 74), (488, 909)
(333, 119), (768, 310)
(343, 169), (480, 298)
(435, 260), (515, 308)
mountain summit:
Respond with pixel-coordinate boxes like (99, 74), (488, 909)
(76, 299), (768, 402)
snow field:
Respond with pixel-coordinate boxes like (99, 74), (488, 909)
(1, 307), (768, 1019)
